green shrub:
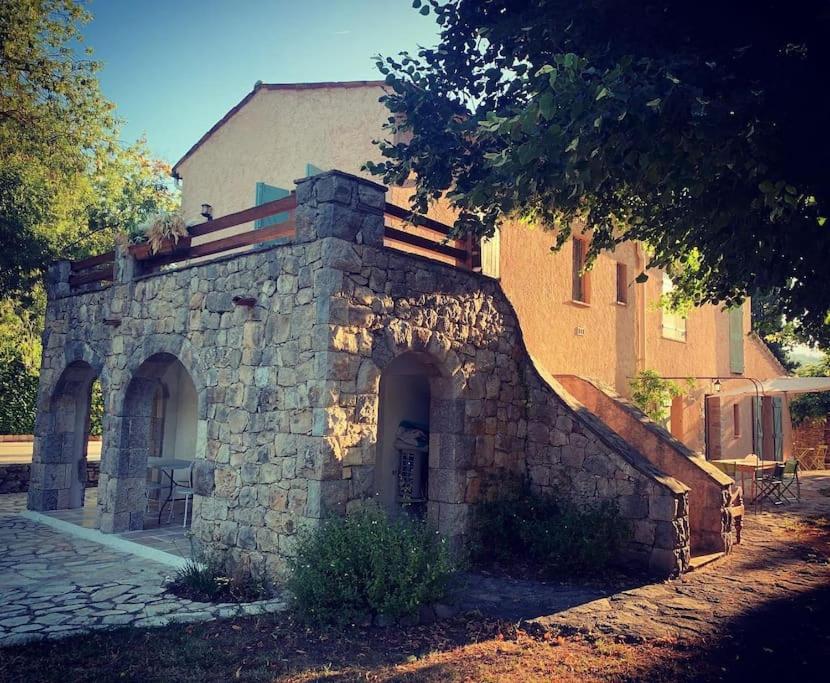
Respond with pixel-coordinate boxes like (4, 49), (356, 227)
(167, 558), (270, 603)
(287, 506), (454, 623)
(470, 491), (629, 578)
(0, 359), (39, 434)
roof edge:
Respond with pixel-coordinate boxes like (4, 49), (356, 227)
(171, 80), (388, 177)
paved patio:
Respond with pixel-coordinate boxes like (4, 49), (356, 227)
(0, 493), (286, 646)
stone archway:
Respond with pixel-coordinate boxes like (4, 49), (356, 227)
(28, 360), (99, 511)
(373, 347), (470, 541)
(99, 352), (201, 532)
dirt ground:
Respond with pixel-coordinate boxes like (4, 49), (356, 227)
(1, 472), (829, 682)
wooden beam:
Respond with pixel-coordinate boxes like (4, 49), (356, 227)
(384, 226), (469, 262)
(68, 266), (114, 287)
(188, 195), (297, 237)
(383, 203), (455, 237)
(70, 251), (115, 272)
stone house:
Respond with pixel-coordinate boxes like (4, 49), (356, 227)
(27, 80), (804, 578)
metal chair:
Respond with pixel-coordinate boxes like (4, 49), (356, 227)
(757, 459), (801, 505)
(167, 464), (194, 527)
(778, 459), (801, 503)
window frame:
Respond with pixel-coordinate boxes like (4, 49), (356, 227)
(571, 236), (591, 304)
(615, 262), (628, 305)
(733, 403), (741, 438)
(661, 273), (687, 342)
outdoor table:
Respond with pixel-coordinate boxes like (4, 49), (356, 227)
(147, 457), (193, 523)
(710, 458), (779, 502)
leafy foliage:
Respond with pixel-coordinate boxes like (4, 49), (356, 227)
(629, 370), (687, 425)
(790, 355), (830, 427)
(0, 359), (39, 434)
(469, 491), (628, 577)
(167, 558), (270, 603)
(367, 0), (830, 345)
(288, 506), (454, 623)
(0, 1), (177, 429)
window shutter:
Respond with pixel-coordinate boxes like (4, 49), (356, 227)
(772, 397), (784, 461)
(481, 229), (500, 279)
(752, 395), (763, 454)
(254, 182), (290, 229)
(728, 306), (745, 374)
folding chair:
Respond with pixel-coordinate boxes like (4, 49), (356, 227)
(778, 459), (801, 503)
(755, 463), (785, 505)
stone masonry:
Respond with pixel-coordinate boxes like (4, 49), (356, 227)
(30, 170), (691, 578)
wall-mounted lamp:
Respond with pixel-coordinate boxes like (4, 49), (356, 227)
(713, 379), (722, 393)
(200, 203), (213, 220)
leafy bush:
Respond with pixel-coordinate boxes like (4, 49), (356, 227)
(470, 491), (628, 578)
(0, 359), (39, 434)
(167, 558), (270, 603)
(287, 506), (454, 623)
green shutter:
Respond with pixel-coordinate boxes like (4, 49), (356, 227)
(306, 163), (325, 177)
(772, 397), (784, 461)
(728, 306), (745, 374)
(752, 395), (763, 454)
(254, 182), (290, 229)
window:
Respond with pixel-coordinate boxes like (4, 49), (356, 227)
(728, 306), (745, 374)
(661, 273), (687, 341)
(733, 403), (741, 437)
(572, 237), (591, 304)
(616, 262), (628, 304)
(481, 228), (500, 279)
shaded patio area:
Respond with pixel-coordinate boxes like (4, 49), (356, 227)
(1, 489), (191, 560)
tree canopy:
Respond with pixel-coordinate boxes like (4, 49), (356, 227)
(0, 0), (176, 303)
(367, 0), (830, 344)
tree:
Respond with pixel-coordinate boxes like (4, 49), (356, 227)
(790, 354), (830, 426)
(0, 0), (176, 302)
(0, 1), (177, 434)
(367, 0), (830, 345)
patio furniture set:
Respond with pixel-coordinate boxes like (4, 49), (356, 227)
(711, 455), (801, 508)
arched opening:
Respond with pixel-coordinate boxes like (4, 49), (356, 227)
(30, 361), (100, 511)
(375, 353), (441, 519)
(119, 352), (198, 529)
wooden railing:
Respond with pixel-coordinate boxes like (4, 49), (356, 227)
(68, 251), (115, 288)
(67, 194), (480, 291)
(383, 202), (480, 271)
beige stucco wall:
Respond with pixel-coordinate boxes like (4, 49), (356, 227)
(176, 84), (389, 226)
(175, 82), (790, 462)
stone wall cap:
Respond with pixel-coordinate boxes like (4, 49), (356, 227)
(535, 362), (691, 496)
(557, 374), (734, 488)
(293, 169), (388, 193)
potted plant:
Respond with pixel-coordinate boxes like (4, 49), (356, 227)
(128, 211), (191, 260)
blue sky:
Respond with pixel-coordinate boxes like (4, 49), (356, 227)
(82, 0), (439, 165)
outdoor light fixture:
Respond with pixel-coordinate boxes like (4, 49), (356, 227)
(713, 379), (722, 393)
(200, 203), (213, 220)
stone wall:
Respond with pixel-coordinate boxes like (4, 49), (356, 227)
(31, 170), (691, 578)
(0, 460), (99, 494)
(555, 375), (732, 555)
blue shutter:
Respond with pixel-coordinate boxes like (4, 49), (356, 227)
(728, 306), (745, 374)
(306, 163), (325, 177)
(254, 182), (290, 229)
(772, 397), (784, 461)
(752, 395), (764, 455)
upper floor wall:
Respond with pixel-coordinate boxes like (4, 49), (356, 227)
(174, 82), (390, 225)
(174, 81), (787, 401)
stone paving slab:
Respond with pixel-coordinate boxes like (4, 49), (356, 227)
(459, 471), (830, 643)
(0, 508), (286, 647)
